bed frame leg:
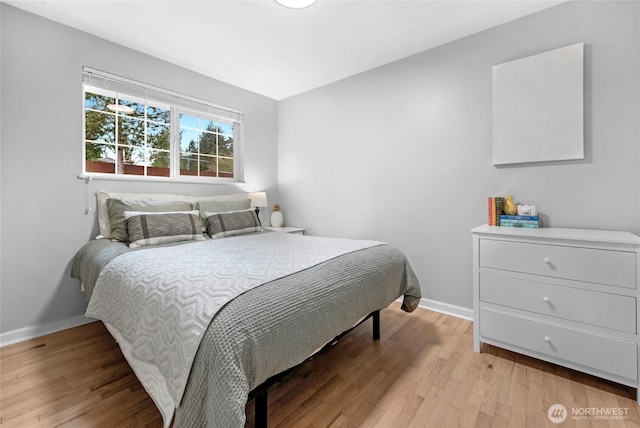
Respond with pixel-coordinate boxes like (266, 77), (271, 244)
(373, 310), (380, 340)
(251, 310), (381, 427)
(255, 388), (268, 428)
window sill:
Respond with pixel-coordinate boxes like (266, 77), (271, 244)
(77, 173), (245, 185)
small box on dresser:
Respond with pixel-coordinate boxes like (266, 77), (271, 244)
(471, 224), (640, 403)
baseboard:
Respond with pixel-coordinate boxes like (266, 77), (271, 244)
(3, 299), (472, 348)
(0, 315), (97, 348)
(408, 297), (474, 321)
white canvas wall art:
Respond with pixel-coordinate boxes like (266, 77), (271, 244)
(492, 43), (584, 165)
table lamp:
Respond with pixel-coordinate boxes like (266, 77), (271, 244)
(248, 192), (268, 225)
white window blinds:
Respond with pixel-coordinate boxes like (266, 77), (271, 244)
(82, 66), (244, 124)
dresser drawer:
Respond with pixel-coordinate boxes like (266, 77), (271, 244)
(480, 239), (637, 288)
(480, 273), (636, 333)
(480, 308), (637, 381)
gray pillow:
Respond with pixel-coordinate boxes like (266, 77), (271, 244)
(206, 209), (262, 238)
(125, 210), (205, 248)
(107, 198), (193, 242)
(195, 199), (251, 231)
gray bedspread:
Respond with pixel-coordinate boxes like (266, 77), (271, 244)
(71, 237), (133, 298)
(72, 234), (421, 428)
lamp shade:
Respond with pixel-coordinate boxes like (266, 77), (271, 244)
(274, 0), (317, 9)
(248, 192), (268, 208)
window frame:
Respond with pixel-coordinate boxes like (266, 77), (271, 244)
(81, 67), (244, 184)
(173, 109), (238, 180)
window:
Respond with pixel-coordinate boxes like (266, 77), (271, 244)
(179, 113), (235, 178)
(82, 67), (243, 182)
(84, 88), (172, 177)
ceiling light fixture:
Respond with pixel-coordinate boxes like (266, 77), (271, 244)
(274, 0), (318, 9)
(107, 104), (134, 114)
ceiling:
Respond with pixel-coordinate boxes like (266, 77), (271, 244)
(5, 0), (565, 100)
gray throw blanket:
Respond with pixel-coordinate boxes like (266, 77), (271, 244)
(174, 243), (421, 427)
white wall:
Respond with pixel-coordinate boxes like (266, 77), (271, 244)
(0, 5), (279, 339)
(278, 1), (640, 310)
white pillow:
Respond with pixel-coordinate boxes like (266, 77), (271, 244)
(123, 209), (201, 219)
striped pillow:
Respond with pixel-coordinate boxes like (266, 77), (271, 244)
(107, 198), (194, 242)
(205, 209), (262, 238)
(195, 199), (252, 232)
(124, 210), (205, 248)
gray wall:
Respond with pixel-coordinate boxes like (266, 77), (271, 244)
(0, 4), (279, 336)
(277, 1), (640, 309)
(2, 1), (638, 338)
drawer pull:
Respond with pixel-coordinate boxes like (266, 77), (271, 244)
(543, 257), (551, 264)
(544, 336), (551, 343)
(543, 297), (550, 303)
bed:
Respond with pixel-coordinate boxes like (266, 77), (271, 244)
(71, 192), (422, 428)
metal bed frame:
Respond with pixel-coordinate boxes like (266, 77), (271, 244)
(248, 310), (381, 428)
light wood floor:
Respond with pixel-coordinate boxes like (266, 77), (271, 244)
(2, 303), (639, 427)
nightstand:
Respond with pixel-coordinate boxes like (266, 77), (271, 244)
(263, 226), (305, 235)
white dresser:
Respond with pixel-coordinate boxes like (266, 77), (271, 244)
(472, 225), (640, 401)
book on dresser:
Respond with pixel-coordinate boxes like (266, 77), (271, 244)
(499, 214), (539, 228)
(471, 225), (640, 403)
(487, 197), (505, 226)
